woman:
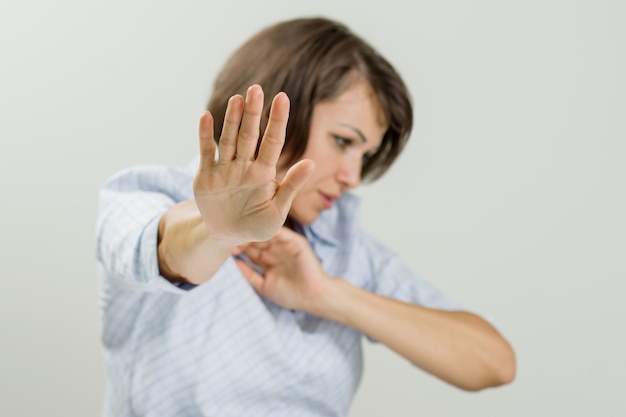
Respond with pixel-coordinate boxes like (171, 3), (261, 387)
(96, 16), (515, 417)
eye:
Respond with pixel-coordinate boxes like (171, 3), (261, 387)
(333, 135), (353, 149)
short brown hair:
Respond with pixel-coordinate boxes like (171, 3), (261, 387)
(207, 17), (413, 182)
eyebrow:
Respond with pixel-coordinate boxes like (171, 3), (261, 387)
(339, 123), (367, 143)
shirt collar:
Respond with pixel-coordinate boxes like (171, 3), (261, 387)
(300, 193), (362, 247)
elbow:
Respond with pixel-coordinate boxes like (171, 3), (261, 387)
(494, 340), (517, 386)
(477, 345), (517, 391)
(481, 358), (516, 391)
(498, 353), (517, 387)
(497, 351), (517, 386)
(459, 343), (517, 392)
(459, 367), (516, 392)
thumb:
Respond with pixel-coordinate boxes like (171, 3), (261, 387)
(275, 159), (315, 211)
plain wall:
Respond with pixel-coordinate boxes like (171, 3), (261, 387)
(1, 0), (624, 416)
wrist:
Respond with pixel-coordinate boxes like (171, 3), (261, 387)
(158, 201), (236, 284)
(304, 277), (354, 322)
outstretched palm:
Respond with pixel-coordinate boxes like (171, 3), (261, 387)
(193, 85), (314, 246)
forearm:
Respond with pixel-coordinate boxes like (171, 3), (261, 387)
(312, 279), (516, 391)
(158, 200), (234, 285)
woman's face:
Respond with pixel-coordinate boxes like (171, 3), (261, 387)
(278, 79), (388, 224)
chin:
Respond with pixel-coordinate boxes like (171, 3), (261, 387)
(288, 209), (321, 226)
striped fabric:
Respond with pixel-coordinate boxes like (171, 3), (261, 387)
(95, 158), (462, 417)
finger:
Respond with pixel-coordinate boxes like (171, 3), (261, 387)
(218, 95), (244, 164)
(256, 92), (290, 168)
(242, 240), (282, 267)
(235, 258), (265, 293)
(275, 159), (316, 211)
(239, 244), (267, 266)
(274, 227), (298, 243)
(197, 111), (216, 173)
(236, 85), (264, 161)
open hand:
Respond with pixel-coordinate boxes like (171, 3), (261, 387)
(194, 85), (315, 247)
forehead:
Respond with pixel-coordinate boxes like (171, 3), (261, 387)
(313, 80), (388, 138)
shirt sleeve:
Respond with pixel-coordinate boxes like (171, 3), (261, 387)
(354, 230), (503, 340)
(95, 162), (196, 293)
(354, 230), (463, 311)
(345, 231), (465, 344)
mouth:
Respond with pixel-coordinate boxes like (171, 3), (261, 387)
(318, 192), (338, 209)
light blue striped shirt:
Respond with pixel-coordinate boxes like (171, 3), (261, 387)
(95, 158), (462, 417)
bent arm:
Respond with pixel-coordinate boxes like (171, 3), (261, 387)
(311, 280), (516, 391)
(236, 227), (516, 391)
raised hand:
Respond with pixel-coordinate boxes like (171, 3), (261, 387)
(194, 85), (315, 247)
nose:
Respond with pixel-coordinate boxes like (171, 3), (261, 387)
(337, 154), (362, 189)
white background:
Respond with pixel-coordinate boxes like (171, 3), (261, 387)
(1, 0), (624, 416)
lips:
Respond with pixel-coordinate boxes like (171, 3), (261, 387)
(318, 191), (338, 209)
